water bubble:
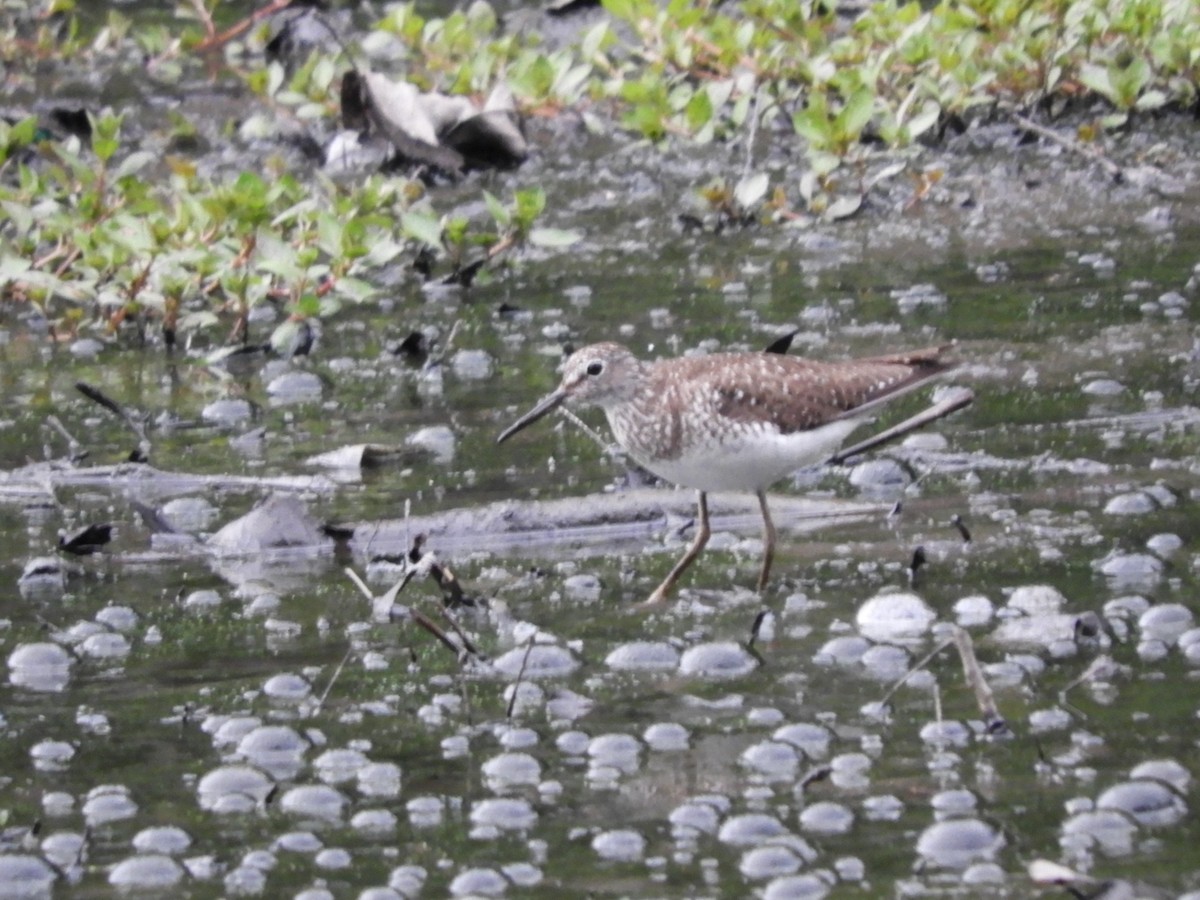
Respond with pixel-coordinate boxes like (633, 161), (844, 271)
(762, 873), (830, 899)
(236, 725), (309, 779)
(717, 813), (789, 846)
(1006, 584), (1067, 615)
(798, 801), (853, 835)
(79, 632), (131, 660)
(448, 867), (506, 896)
(313, 748), (369, 785)
(587, 733), (642, 774)
(40, 832), (84, 871)
(0, 854), (56, 898)
(469, 797), (536, 832)
(388, 865), (427, 896)
(351, 809), (397, 836)
(357, 761), (402, 799)
(643, 722), (689, 752)
(263, 673), (313, 704)
(1128, 759), (1190, 793)
(862, 794), (904, 822)
(605, 641), (680, 671)
(279, 785), (348, 823)
(8, 642), (72, 692)
(491, 644), (580, 679)
(273, 832), (322, 854)
(562, 574), (603, 601)
(207, 716), (263, 749)
(1096, 779), (1186, 826)
(772, 723), (832, 760)
(931, 789), (977, 818)
(669, 801), (721, 836)
(919, 720), (971, 748)
(407, 425), (457, 464)
(94, 606), (138, 632)
(1095, 552), (1162, 590)
(1138, 604), (1193, 645)
(502, 862), (543, 888)
(856, 591), (935, 642)
(196, 765), (274, 813)
(482, 752), (541, 791)
(592, 829), (646, 862)
(29, 740), (74, 772)
(953, 595), (994, 627)
(315, 847), (353, 870)
(1103, 492), (1157, 516)
(1060, 808), (1136, 856)
(108, 854), (185, 889)
(82, 785), (138, 826)
(813, 635), (871, 667)
(860, 643), (911, 681)
(407, 796), (444, 829)
(223, 864), (268, 895)
(132, 826), (191, 855)
(739, 844), (803, 879)
(916, 819), (1004, 868)
(740, 741), (799, 781)
(678, 641), (758, 678)
(17, 557), (65, 599)
(1029, 708), (1072, 734)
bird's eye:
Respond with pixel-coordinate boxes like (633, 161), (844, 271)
(586, 361), (604, 376)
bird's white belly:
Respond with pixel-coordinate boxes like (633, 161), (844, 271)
(633, 419), (864, 492)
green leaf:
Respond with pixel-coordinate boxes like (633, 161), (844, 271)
(837, 87), (875, 139)
(1077, 63), (1115, 103)
(792, 108), (832, 147)
(684, 89), (713, 132)
(483, 191), (510, 229)
(401, 210), (445, 247)
(824, 194), (863, 221)
(114, 150), (156, 179)
(8, 115), (38, 147)
(1135, 89), (1167, 110)
(1, 202), (33, 237)
(528, 227), (583, 248)
(601, 0), (636, 21)
(514, 187), (546, 228)
(580, 20), (610, 58)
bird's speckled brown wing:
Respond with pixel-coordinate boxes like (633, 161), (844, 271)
(674, 346), (955, 435)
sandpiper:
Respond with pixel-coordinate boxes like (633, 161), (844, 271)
(498, 342), (969, 604)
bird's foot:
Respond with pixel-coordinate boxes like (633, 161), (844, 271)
(636, 584), (673, 608)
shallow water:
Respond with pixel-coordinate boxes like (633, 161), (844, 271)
(2, 4), (1200, 899)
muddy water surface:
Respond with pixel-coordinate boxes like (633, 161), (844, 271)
(1, 5), (1199, 897)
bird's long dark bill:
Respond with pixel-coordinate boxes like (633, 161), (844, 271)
(497, 389), (568, 444)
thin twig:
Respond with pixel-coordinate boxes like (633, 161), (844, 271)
(1008, 111), (1123, 180)
(506, 635), (536, 718)
(314, 645), (354, 714)
(192, 0), (294, 53)
(951, 625), (1006, 730)
(45, 415), (85, 461)
(877, 635), (955, 709)
(440, 608), (480, 658)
